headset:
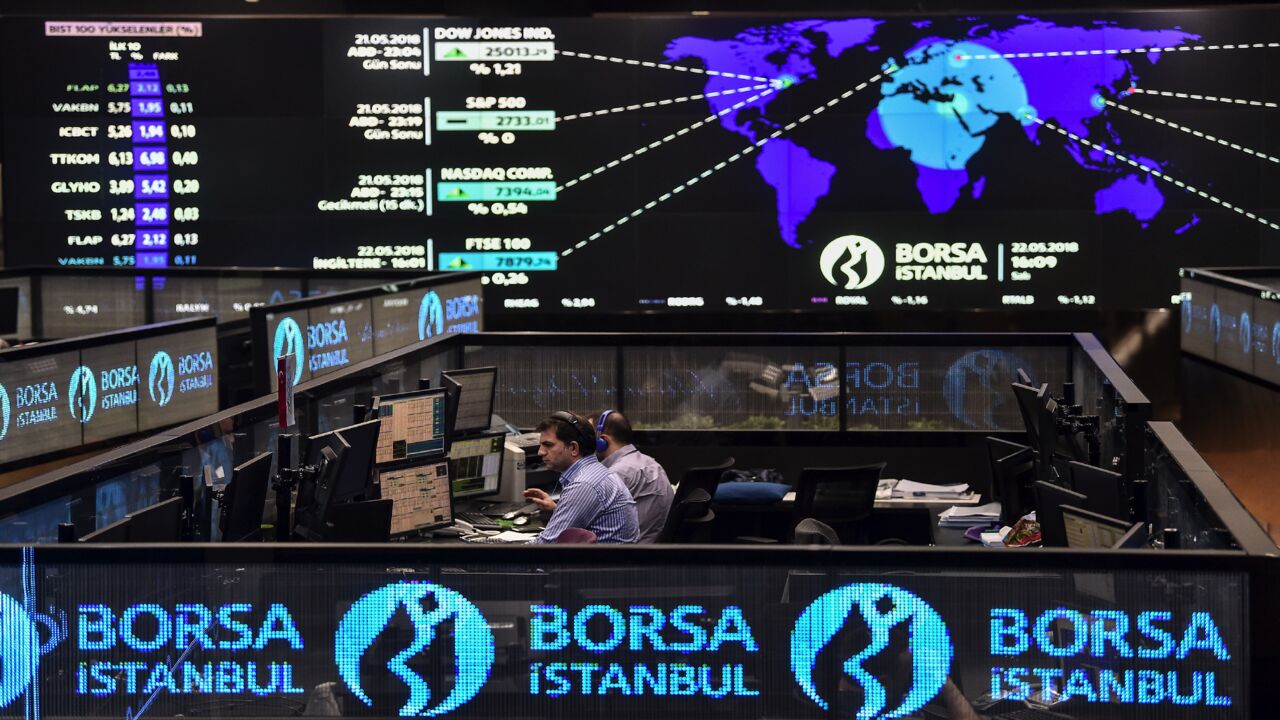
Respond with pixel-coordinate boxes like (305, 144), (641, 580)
(550, 411), (597, 455)
(594, 409), (615, 454)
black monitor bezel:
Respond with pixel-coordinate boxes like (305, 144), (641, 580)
(1060, 503), (1133, 549)
(372, 387), (449, 464)
(376, 456), (456, 538)
(222, 451), (273, 542)
(441, 365), (498, 435)
(124, 496), (185, 543)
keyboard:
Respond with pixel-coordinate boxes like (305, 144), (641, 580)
(455, 511), (501, 529)
(478, 501), (541, 517)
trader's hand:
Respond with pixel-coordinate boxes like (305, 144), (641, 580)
(523, 488), (557, 511)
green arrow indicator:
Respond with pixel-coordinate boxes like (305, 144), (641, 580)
(444, 47), (469, 59)
(446, 256), (472, 269)
(446, 187), (469, 199)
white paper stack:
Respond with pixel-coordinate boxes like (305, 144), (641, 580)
(892, 479), (971, 499)
(938, 502), (1002, 527)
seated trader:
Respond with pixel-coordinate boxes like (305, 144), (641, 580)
(595, 410), (674, 543)
(523, 412), (639, 544)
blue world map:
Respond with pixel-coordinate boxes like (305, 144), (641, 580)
(664, 18), (1199, 247)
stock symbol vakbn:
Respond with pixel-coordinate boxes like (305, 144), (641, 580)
(336, 582), (495, 717)
(791, 583), (953, 719)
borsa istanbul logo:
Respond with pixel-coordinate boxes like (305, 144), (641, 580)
(0, 581), (1236, 716)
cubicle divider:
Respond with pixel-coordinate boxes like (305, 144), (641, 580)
(0, 543), (1269, 719)
(3, 330), (1272, 555)
(1180, 266), (1280, 385)
(0, 266), (429, 341)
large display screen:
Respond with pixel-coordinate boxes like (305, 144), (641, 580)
(4, 11), (1278, 314)
(0, 551), (1250, 718)
(136, 326), (219, 431)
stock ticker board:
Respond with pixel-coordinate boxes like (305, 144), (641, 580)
(3, 11), (1279, 314)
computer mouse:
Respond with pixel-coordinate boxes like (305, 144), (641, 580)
(513, 515), (529, 526)
(502, 510), (521, 520)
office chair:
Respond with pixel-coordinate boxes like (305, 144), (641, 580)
(793, 518), (840, 546)
(554, 527), (598, 544)
(658, 488), (716, 543)
(672, 456), (735, 508)
(791, 463), (886, 544)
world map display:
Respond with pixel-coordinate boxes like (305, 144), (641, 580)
(666, 17), (1201, 247)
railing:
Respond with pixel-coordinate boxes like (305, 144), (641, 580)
(0, 266), (429, 340)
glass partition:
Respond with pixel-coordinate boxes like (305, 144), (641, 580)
(464, 344), (617, 428)
(844, 344), (1065, 432)
(624, 346), (840, 430)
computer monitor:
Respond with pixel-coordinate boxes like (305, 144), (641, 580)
(126, 497), (184, 542)
(80, 516), (131, 543)
(293, 437), (348, 541)
(983, 436), (1029, 499)
(1068, 461), (1128, 520)
(988, 443), (1035, 526)
(1060, 505), (1133, 549)
(1010, 382), (1047, 448)
(1112, 521), (1150, 549)
(441, 366), (497, 434)
(221, 451), (273, 542)
(448, 430), (506, 500)
(378, 459), (454, 537)
(308, 418), (380, 503)
(439, 373), (462, 454)
(1034, 480), (1089, 548)
(373, 388), (447, 464)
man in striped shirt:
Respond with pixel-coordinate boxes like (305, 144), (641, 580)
(524, 412), (639, 544)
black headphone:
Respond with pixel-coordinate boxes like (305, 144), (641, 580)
(594, 409), (615, 454)
(550, 411), (595, 454)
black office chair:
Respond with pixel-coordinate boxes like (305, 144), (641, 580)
(793, 518), (841, 545)
(658, 488), (716, 543)
(672, 456), (734, 508)
(791, 463), (886, 544)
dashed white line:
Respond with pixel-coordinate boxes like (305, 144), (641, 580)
(1105, 98), (1280, 165)
(1129, 87), (1277, 109)
(556, 49), (772, 83)
(561, 71), (890, 258)
(557, 84), (769, 122)
(1025, 112), (1280, 232)
(959, 41), (1280, 60)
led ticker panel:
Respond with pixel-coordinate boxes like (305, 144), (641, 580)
(371, 279), (484, 355)
(0, 349), (83, 465)
(262, 302), (374, 390)
(77, 340), (139, 444)
(136, 326), (219, 432)
(0, 322), (222, 466)
(0, 553), (1250, 718)
(5, 11), (1277, 314)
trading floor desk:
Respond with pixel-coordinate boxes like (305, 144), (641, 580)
(711, 493), (973, 546)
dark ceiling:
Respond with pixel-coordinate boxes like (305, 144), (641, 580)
(1, 0), (1276, 17)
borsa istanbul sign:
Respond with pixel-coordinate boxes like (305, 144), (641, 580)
(0, 580), (1240, 716)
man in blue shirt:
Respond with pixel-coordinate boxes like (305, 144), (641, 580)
(595, 410), (674, 543)
(523, 412), (639, 544)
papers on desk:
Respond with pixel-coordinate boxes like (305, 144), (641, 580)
(938, 502), (1002, 527)
(893, 479), (970, 498)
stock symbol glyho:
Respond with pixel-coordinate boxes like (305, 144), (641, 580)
(68, 365), (97, 424)
(820, 235), (885, 291)
(791, 583), (952, 719)
(418, 291), (445, 341)
(335, 582), (495, 717)
(148, 351), (176, 407)
(0, 590), (39, 708)
(273, 317), (306, 385)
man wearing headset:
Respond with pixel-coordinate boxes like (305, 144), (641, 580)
(593, 410), (673, 543)
(523, 411), (640, 544)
